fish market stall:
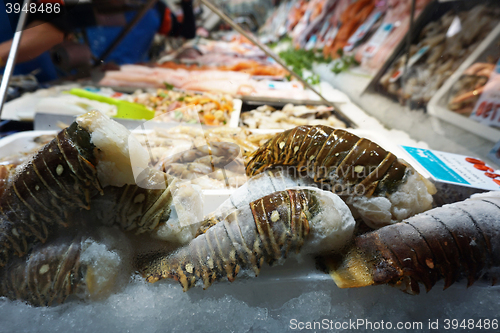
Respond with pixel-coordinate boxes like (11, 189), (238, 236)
(0, 0), (500, 332)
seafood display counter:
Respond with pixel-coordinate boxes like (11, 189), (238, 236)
(0, 107), (499, 332)
(315, 64), (500, 168)
(1, 1), (500, 330)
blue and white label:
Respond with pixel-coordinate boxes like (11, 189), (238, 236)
(402, 146), (468, 184)
(344, 11), (381, 52)
(363, 22), (394, 58)
(402, 146), (500, 190)
(305, 35), (317, 50)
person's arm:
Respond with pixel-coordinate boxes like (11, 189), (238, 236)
(0, 21), (64, 65)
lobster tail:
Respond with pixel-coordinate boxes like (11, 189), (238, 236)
(0, 123), (102, 267)
(0, 235), (85, 306)
(0, 229), (130, 307)
(143, 190), (312, 290)
(246, 126), (407, 196)
(329, 192), (500, 294)
(245, 125), (435, 228)
(143, 188), (355, 291)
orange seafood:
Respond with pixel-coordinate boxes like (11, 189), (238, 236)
(324, 0), (375, 58)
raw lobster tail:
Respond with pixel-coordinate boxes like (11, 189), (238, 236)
(329, 192), (500, 294)
(245, 125), (435, 227)
(0, 164), (14, 198)
(0, 235), (85, 306)
(246, 125), (407, 196)
(0, 122), (103, 267)
(195, 169), (316, 236)
(143, 189), (316, 290)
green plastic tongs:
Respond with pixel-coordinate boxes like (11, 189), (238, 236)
(69, 88), (155, 120)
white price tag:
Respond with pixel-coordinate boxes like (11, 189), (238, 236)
(363, 22), (394, 58)
(469, 60), (500, 127)
(305, 35), (317, 50)
(389, 46), (430, 82)
(344, 11), (381, 52)
(402, 146), (500, 190)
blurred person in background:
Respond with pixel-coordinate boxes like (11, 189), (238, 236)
(0, 0), (196, 82)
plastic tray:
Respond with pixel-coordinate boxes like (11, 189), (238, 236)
(427, 23), (500, 143)
(2, 89), (242, 128)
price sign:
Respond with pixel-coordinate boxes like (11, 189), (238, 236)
(363, 22), (394, 58)
(344, 11), (381, 52)
(470, 59), (500, 127)
(389, 46), (429, 82)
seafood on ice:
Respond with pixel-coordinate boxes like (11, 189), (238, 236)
(0, 120), (104, 267)
(133, 126), (275, 190)
(245, 125), (436, 228)
(0, 111), (204, 269)
(157, 60), (289, 79)
(447, 61), (498, 116)
(196, 169), (317, 235)
(326, 191), (500, 294)
(0, 111), (208, 305)
(0, 230), (132, 306)
(323, 0), (376, 59)
(355, 0), (432, 74)
(378, 4), (500, 107)
(99, 65), (318, 100)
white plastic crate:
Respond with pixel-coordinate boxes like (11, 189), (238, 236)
(428, 24), (500, 143)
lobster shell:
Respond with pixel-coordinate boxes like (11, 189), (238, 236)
(143, 189), (316, 291)
(0, 122), (102, 267)
(246, 125), (409, 197)
(328, 192), (500, 294)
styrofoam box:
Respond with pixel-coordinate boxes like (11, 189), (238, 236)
(428, 23), (500, 143)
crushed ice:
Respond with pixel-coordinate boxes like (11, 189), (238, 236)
(1, 258), (499, 332)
